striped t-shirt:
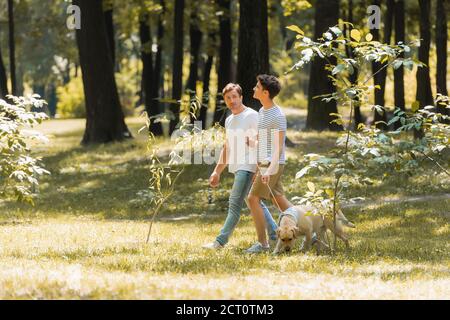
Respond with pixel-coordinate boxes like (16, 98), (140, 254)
(257, 105), (287, 164)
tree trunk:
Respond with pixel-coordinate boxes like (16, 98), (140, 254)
(415, 0), (433, 139)
(186, 12), (203, 123)
(8, 0), (16, 96)
(345, 0), (364, 128)
(372, 0), (394, 130)
(139, 14), (162, 135)
(306, 0), (341, 131)
(170, 0), (185, 134)
(393, 0), (405, 128)
(436, 0), (448, 116)
(237, 0), (270, 112)
(73, 0), (131, 144)
(199, 33), (215, 129)
(0, 39), (8, 99)
(47, 83), (57, 117)
(150, 0), (165, 135)
(213, 0), (233, 126)
(103, 7), (115, 69)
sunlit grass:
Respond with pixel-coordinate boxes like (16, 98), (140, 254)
(0, 117), (448, 299)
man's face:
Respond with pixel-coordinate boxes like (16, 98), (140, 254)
(253, 80), (267, 100)
(224, 89), (243, 112)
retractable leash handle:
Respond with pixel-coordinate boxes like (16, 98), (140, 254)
(255, 162), (284, 215)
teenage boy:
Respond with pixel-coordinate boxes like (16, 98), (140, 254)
(245, 74), (293, 254)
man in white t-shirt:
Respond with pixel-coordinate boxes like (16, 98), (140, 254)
(202, 83), (278, 249)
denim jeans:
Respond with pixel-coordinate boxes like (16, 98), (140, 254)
(216, 170), (278, 246)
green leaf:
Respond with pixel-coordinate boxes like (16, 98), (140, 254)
(350, 29), (361, 42)
(332, 64), (346, 75)
(307, 181), (315, 193)
(411, 101), (420, 113)
(286, 25), (304, 35)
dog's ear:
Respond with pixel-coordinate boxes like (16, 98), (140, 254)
(292, 226), (299, 238)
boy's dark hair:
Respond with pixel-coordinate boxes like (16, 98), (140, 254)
(257, 74), (281, 98)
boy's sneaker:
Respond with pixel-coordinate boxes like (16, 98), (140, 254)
(202, 240), (223, 250)
(245, 242), (270, 254)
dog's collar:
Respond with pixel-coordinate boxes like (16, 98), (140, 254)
(278, 207), (299, 226)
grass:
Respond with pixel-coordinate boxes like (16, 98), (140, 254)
(0, 117), (448, 299)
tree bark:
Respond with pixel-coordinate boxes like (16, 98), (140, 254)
(393, 0), (405, 127)
(306, 0), (341, 131)
(372, 0), (394, 130)
(199, 33), (216, 129)
(237, 0), (270, 112)
(170, 0), (185, 134)
(150, 0), (165, 135)
(73, 0), (131, 144)
(415, 0), (433, 138)
(7, 0), (16, 96)
(104, 7), (115, 69)
(186, 12), (203, 123)
(0, 38), (8, 99)
(436, 0), (448, 116)
(345, 0), (363, 128)
(139, 14), (162, 136)
(213, 0), (233, 126)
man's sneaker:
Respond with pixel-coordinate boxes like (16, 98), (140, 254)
(245, 242), (270, 254)
(311, 233), (318, 246)
(202, 240), (223, 250)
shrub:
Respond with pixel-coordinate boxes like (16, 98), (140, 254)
(56, 76), (86, 118)
(0, 95), (50, 204)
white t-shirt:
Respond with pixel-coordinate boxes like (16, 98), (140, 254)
(225, 107), (258, 174)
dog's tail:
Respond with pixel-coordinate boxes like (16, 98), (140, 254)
(337, 210), (356, 228)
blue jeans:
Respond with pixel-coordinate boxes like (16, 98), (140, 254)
(216, 170), (278, 246)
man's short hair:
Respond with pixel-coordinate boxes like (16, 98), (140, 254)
(257, 74), (281, 98)
(222, 83), (243, 97)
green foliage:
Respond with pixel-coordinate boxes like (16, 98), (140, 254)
(0, 95), (50, 204)
(56, 77), (86, 119)
(281, 0), (311, 16)
(287, 24), (436, 244)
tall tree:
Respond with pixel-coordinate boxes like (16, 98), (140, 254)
(170, 0), (185, 134)
(213, 0), (232, 126)
(73, 0), (131, 144)
(345, 0), (364, 128)
(103, 1), (116, 68)
(150, 0), (165, 135)
(436, 0), (448, 116)
(306, 0), (341, 131)
(415, 0), (433, 138)
(372, 0), (394, 130)
(186, 11), (203, 123)
(8, 0), (17, 95)
(0, 38), (8, 99)
(139, 13), (161, 135)
(199, 33), (216, 129)
(237, 0), (270, 112)
(393, 0), (405, 123)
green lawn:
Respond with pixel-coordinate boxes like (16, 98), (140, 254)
(0, 117), (448, 299)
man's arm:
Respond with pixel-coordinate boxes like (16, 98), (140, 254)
(209, 141), (228, 187)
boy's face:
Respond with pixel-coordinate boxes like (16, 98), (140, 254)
(253, 80), (268, 100)
(224, 89), (243, 112)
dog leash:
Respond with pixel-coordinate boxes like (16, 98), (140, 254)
(255, 162), (284, 215)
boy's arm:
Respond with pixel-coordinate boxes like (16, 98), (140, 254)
(266, 130), (283, 175)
